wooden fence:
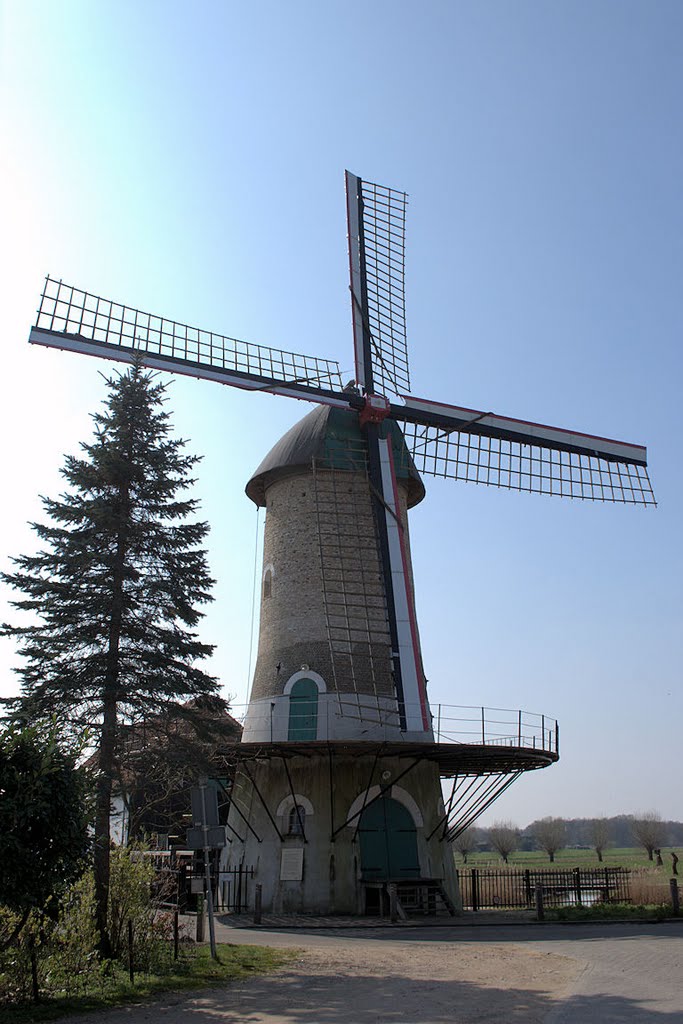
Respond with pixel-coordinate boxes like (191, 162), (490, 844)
(457, 867), (631, 910)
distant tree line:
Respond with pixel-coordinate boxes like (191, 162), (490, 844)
(529, 815), (683, 849)
(455, 813), (682, 863)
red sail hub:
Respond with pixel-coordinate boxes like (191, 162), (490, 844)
(359, 394), (391, 426)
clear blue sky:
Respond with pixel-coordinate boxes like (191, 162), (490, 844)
(1, 0), (681, 827)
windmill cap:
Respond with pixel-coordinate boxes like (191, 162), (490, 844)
(246, 404), (426, 508)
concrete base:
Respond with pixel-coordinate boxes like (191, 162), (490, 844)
(223, 751), (460, 915)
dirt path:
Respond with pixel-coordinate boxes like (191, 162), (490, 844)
(60, 929), (582, 1023)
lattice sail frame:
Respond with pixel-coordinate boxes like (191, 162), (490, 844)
(34, 276), (343, 392)
(31, 167), (655, 515)
(353, 177), (410, 396)
(398, 419), (656, 505)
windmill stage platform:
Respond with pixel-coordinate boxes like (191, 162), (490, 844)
(221, 701), (558, 851)
(236, 738), (557, 777)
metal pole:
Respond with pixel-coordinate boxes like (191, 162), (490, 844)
(128, 920), (134, 984)
(254, 883), (263, 925)
(535, 884), (545, 921)
(388, 883), (398, 923)
(200, 780), (218, 960)
(471, 869), (479, 913)
(573, 868), (582, 906)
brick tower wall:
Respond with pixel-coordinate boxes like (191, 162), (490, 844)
(248, 463), (419, 704)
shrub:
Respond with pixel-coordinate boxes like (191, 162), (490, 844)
(108, 846), (175, 973)
(0, 844), (181, 1006)
(0, 907), (40, 1004)
(46, 872), (99, 997)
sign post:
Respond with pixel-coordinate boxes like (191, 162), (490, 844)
(188, 778), (225, 960)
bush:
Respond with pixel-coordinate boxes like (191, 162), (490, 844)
(0, 908), (44, 1004)
(45, 873), (100, 997)
(0, 845), (181, 1007)
(0, 722), (90, 921)
(108, 846), (175, 973)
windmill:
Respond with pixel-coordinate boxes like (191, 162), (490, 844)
(29, 171), (654, 916)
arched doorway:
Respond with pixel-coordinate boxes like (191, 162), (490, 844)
(358, 796), (420, 880)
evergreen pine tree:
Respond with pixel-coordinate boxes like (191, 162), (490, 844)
(1, 359), (218, 954)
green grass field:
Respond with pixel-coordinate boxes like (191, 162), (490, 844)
(456, 846), (680, 874)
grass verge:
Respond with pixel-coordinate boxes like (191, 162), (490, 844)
(547, 903), (673, 922)
(2, 943), (296, 1023)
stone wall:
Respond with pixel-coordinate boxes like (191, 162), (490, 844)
(223, 752), (460, 914)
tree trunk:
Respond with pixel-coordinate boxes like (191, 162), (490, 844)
(597, 849), (603, 863)
(94, 688), (117, 958)
(95, 474), (130, 956)
(549, 851), (555, 863)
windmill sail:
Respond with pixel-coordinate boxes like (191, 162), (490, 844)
(394, 396), (655, 505)
(346, 172), (410, 397)
(30, 276), (344, 403)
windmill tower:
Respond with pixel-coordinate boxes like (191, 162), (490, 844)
(28, 171), (654, 916)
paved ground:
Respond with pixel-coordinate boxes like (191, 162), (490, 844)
(61, 916), (683, 1024)
(217, 917), (683, 1022)
(523, 924), (683, 1023)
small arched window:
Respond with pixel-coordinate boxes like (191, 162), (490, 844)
(263, 568), (273, 600)
(288, 804), (306, 835)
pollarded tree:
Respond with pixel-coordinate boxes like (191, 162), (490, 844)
(533, 817), (567, 863)
(1, 360), (219, 954)
(488, 821), (519, 864)
(589, 817), (611, 863)
(453, 828), (478, 865)
(631, 812), (667, 862)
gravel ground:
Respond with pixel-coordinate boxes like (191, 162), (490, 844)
(58, 927), (582, 1024)
(57, 917), (683, 1024)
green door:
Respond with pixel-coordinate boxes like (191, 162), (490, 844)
(358, 796), (420, 880)
(288, 678), (318, 740)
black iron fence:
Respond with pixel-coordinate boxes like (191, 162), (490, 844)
(457, 867), (631, 911)
(217, 865), (254, 913)
(173, 863), (255, 913)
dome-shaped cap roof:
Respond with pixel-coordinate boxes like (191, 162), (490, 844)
(246, 404), (425, 508)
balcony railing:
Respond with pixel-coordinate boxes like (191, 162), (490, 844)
(230, 698), (559, 756)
